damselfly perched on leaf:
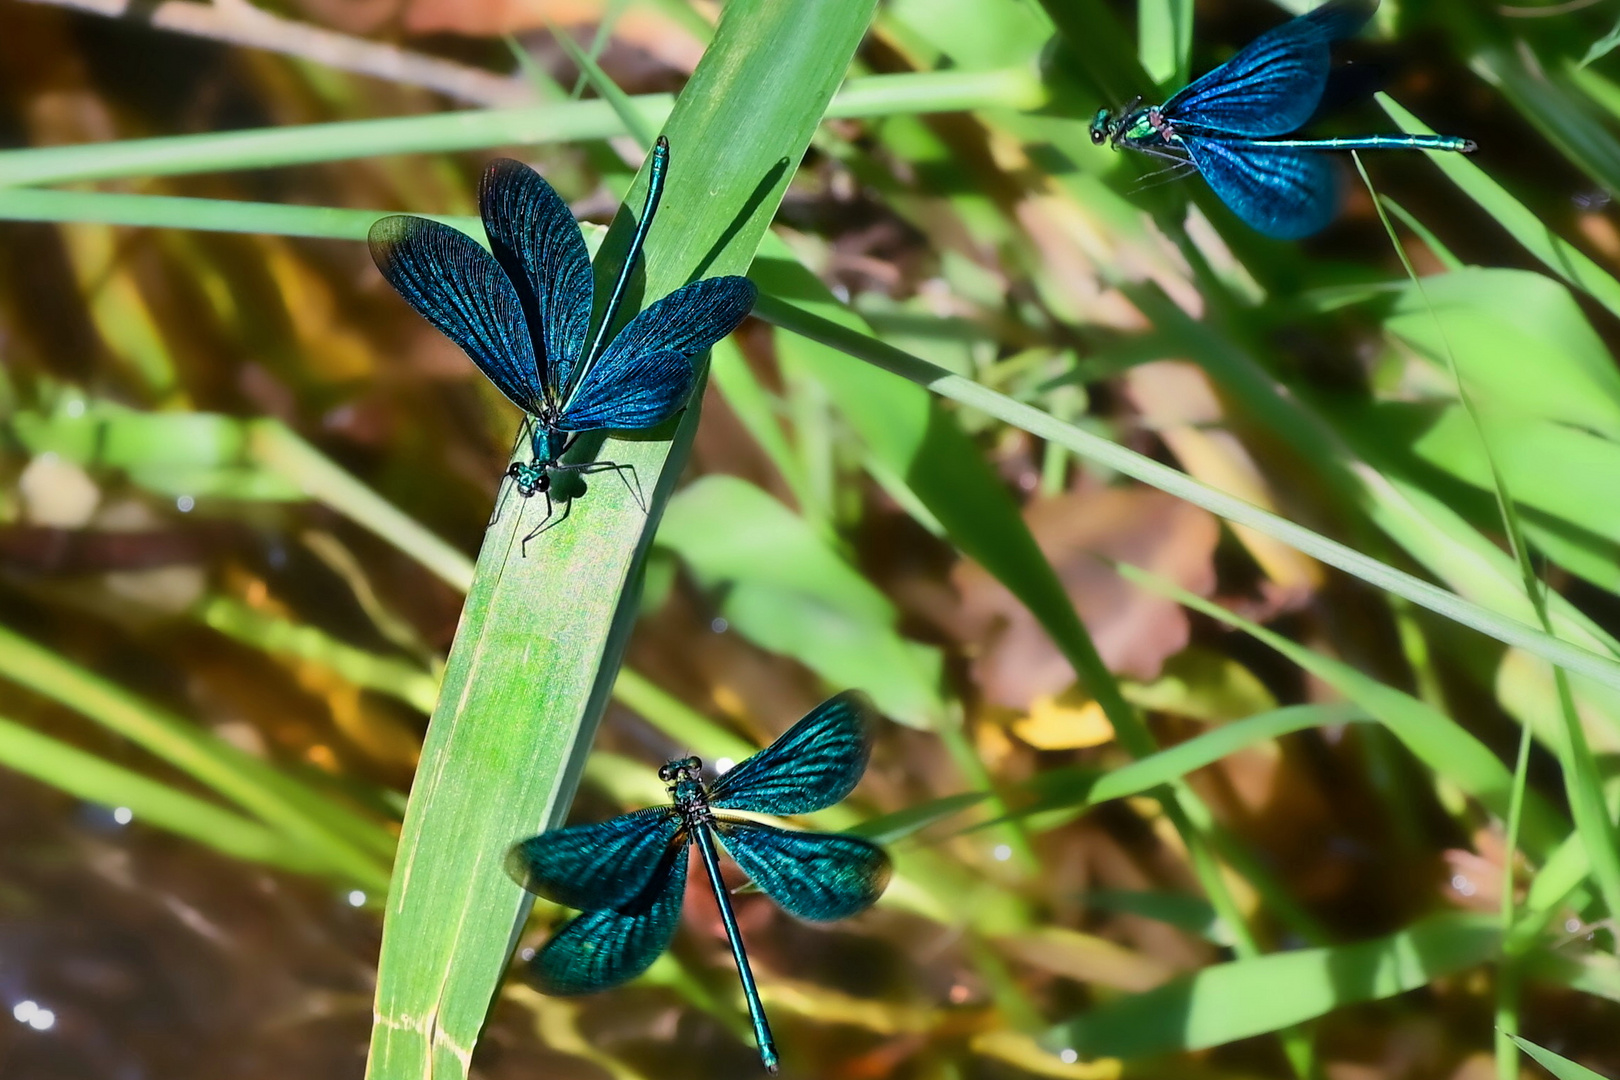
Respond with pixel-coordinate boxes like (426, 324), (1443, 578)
(369, 137), (756, 540)
(1090, 0), (1475, 238)
(507, 691), (891, 1073)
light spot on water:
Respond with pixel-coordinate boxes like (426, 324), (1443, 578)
(176, 495), (195, 512)
(1060, 1049), (1078, 1064)
(715, 757), (735, 774)
(346, 890), (367, 907)
(112, 806), (133, 825)
(710, 618), (728, 633)
(992, 844), (1012, 862)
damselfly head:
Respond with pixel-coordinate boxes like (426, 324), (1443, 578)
(657, 755), (703, 784)
(1089, 108), (1113, 146)
(508, 461), (549, 498)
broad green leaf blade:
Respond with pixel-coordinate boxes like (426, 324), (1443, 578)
(364, 3), (879, 1078)
(1138, 0), (1192, 89)
(1380, 268), (1620, 438)
(752, 293), (1620, 696)
(658, 476), (945, 727)
(1054, 912), (1499, 1058)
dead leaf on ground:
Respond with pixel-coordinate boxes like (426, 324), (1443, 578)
(952, 485), (1219, 709)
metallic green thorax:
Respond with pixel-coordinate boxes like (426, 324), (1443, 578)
(505, 426), (572, 497)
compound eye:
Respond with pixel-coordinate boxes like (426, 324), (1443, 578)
(657, 762), (678, 782)
(1089, 127), (1106, 146)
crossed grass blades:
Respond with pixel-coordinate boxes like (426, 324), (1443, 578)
(1090, 0), (1475, 237)
(506, 691), (893, 1074)
(369, 137), (757, 543)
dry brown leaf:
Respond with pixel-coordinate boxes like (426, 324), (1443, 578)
(953, 485), (1219, 709)
(1123, 360), (1320, 600)
(1012, 695), (1114, 750)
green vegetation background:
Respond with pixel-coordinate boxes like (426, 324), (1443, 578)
(2, 0), (1620, 1078)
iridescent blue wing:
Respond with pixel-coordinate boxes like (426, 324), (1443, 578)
(1182, 136), (1340, 239)
(554, 349), (695, 432)
(1162, 0), (1374, 137)
(478, 159), (594, 404)
(714, 819), (890, 922)
(708, 691), (876, 816)
(506, 807), (683, 912)
(527, 829), (690, 995)
(369, 215), (545, 414)
(556, 276), (756, 432)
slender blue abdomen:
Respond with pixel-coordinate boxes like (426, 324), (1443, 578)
(693, 823), (779, 1073)
(1251, 134), (1476, 152)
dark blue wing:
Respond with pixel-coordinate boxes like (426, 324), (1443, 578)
(479, 159), (594, 404)
(1162, 0), (1374, 138)
(714, 819), (890, 922)
(1182, 136), (1340, 239)
(554, 349), (696, 432)
(556, 275), (756, 431)
(369, 215), (545, 414)
(708, 691), (876, 816)
(507, 807), (683, 912)
(527, 830), (689, 995)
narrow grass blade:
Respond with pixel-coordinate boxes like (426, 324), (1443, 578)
(753, 292), (1620, 695)
(194, 595), (439, 714)
(0, 622), (393, 886)
(364, 4), (878, 1078)
(0, 186), (479, 240)
(1379, 94), (1620, 322)
(0, 713), (318, 872)
(904, 703), (1370, 837)
(754, 242), (1311, 983)
(1115, 560), (1569, 858)
(1509, 1035), (1612, 1080)
(1053, 912), (1499, 1058)
(11, 403), (475, 593)
(550, 26), (659, 148)
(0, 70), (1037, 187)
(986, 703), (1369, 827)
